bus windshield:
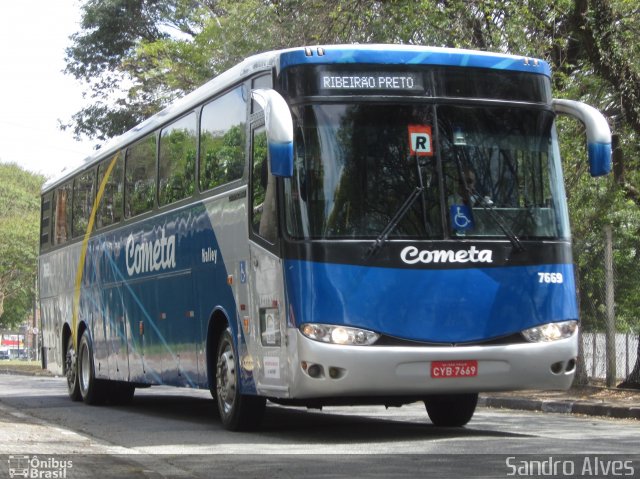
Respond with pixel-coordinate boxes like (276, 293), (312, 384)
(284, 102), (570, 241)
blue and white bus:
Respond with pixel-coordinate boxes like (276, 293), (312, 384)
(39, 45), (611, 430)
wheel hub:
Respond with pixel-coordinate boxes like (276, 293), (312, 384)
(79, 342), (90, 394)
(66, 348), (76, 386)
(217, 347), (236, 413)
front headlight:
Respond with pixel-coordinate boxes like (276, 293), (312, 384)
(521, 320), (578, 342)
(300, 323), (380, 346)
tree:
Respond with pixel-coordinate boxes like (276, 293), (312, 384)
(559, 0), (640, 388)
(63, 0), (640, 385)
(0, 163), (45, 329)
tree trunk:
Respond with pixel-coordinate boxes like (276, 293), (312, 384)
(574, 327), (590, 385)
(618, 335), (640, 389)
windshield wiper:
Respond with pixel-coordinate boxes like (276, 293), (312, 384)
(474, 195), (525, 252)
(451, 146), (524, 253)
(365, 155), (432, 260)
(365, 185), (424, 259)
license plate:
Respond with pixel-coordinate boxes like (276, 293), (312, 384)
(431, 360), (478, 378)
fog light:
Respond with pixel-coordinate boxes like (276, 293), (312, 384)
(307, 364), (323, 378)
(522, 320), (578, 343)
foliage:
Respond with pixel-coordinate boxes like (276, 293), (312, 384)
(0, 164), (45, 329)
(63, 0), (640, 379)
(159, 123), (197, 206)
(200, 124), (245, 191)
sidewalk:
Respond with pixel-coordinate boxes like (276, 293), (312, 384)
(480, 386), (640, 420)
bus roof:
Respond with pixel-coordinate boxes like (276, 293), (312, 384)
(43, 44), (549, 192)
(278, 44), (550, 76)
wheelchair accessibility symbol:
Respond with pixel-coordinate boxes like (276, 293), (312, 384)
(450, 205), (474, 231)
(239, 261), (247, 284)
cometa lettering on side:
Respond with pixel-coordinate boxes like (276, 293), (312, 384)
(125, 228), (176, 276)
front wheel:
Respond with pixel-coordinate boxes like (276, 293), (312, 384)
(215, 328), (265, 430)
(424, 393), (478, 427)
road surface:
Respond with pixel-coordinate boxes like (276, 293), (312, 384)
(0, 374), (637, 478)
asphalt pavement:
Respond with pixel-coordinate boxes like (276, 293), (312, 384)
(2, 363), (639, 420)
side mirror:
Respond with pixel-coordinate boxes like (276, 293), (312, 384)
(552, 99), (612, 177)
(251, 89), (294, 177)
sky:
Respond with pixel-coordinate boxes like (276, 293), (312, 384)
(0, 1), (96, 180)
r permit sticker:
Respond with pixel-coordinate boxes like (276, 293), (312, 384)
(408, 125), (433, 157)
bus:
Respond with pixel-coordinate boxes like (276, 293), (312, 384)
(39, 44), (611, 430)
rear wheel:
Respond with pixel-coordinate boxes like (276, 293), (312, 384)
(424, 393), (478, 427)
(65, 338), (81, 402)
(215, 328), (265, 430)
(77, 330), (107, 405)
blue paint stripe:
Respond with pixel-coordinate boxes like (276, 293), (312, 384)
(285, 260), (577, 343)
(279, 46), (551, 77)
(104, 248), (197, 388)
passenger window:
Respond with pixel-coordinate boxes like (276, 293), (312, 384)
(159, 113), (197, 206)
(40, 194), (52, 248)
(200, 86), (247, 192)
(97, 152), (124, 228)
(52, 182), (72, 245)
(72, 169), (96, 237)
(125, 134), (157, 218)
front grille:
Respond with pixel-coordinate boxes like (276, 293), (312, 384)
(374, 333), (526, 347)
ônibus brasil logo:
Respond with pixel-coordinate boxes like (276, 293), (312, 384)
(125, 227), (176, 276)
(400, 245), (493, 265)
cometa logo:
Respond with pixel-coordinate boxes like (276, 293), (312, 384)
(126, 227), (176, 276)
(400, 245), (493, 264)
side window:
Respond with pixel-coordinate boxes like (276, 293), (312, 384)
(251, 127), (276, 242)
(97, 152), (124, 229)
(72, 169), (96, 237)
(52, 182), (72, 245)
(40, 193), (52, 248)
(159, 113), (197, 206)
(199, 86), (247, 192)
(125, 134), (157, 218)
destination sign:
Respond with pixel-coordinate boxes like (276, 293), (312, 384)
(319, 72), (423, 92)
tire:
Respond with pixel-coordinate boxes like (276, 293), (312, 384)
(424, 393), (478, 427)
(77, 330), (107, 405)
(215, 328), (265, 431)
(65, 337), (81, 402)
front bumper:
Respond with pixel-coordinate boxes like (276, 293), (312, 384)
(287, 330), (578, 399)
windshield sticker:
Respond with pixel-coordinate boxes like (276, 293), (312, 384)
(453, 126), (467, 146)
(450, 204), (474, 231)
(408, 125), (433, 157)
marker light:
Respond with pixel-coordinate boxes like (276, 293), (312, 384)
(300, 324), (380, 346)
(521, 320), (578, 343)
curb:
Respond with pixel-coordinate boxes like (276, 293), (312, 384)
(0, 368), (52, 377)
(479, 395), (640, 420)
